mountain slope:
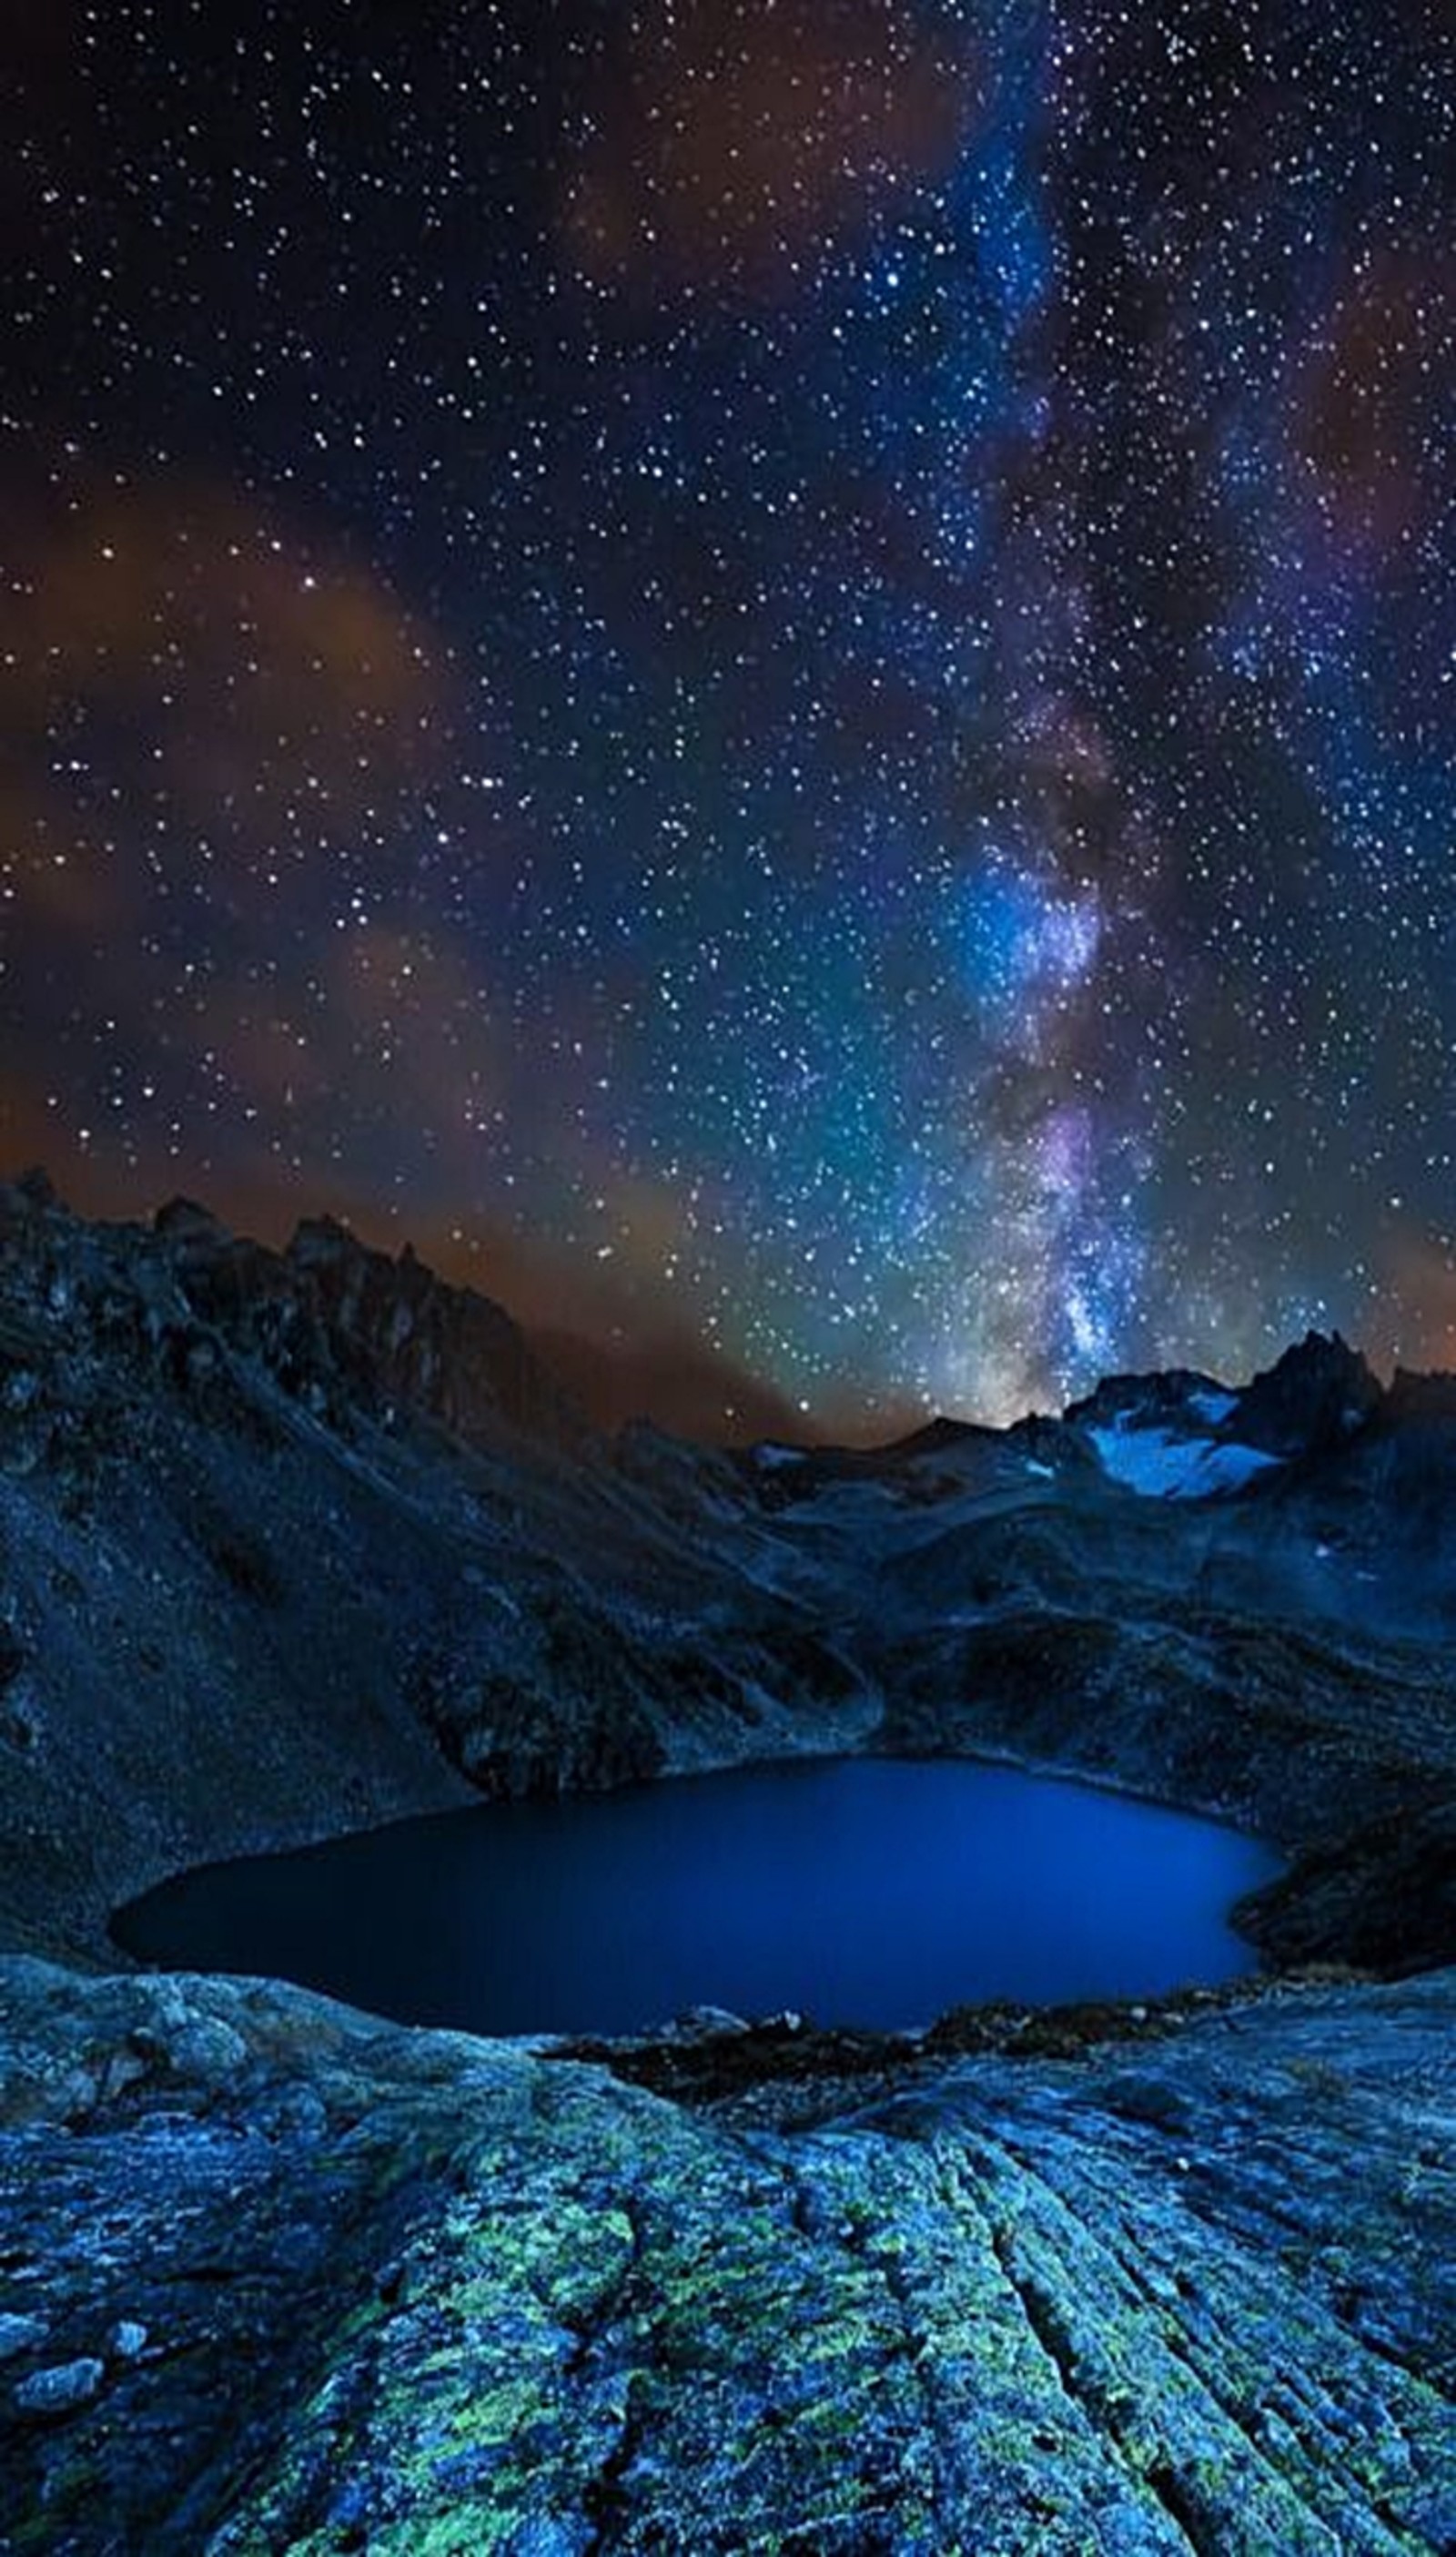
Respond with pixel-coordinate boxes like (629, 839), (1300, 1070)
(5, 1182), (1456, 2551)
(4, 1177), (1456, 1974)
(0, 1176), (871, 1962)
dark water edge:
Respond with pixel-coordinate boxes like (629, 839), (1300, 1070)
(112, 1755), (1282, 2038)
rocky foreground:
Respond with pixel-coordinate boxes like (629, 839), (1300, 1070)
(2, 1177), (1456, 2547)
(3, 1960), (1454, 2554)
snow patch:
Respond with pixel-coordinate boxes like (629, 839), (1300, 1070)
(753, 1444), (808, 1471)
(1089, 1419), (1281, 1500)
(1188, 1387), (1238, 1427)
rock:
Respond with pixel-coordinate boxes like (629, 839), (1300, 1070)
(510, 2523), (591, 2557)
(127, 2014), (248, 2080)
(0, 2311), (47, 2360)
(1238, 1328), (1382, 1454)
(1099, 2069), (1194, 2132)
(1, 1963), (1454, 2550)
(671, 2005), (750, 2037)
(14, 2357), (105, 2417)
(1239, 1797), (1456, 1974)
(152, 1195), (227, 1243)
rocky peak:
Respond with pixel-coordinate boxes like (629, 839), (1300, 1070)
(1384, 1365), (1456, 1426)
(151, 1196), (226, 1244)
(1063, 1366), (1231, 1433)
(1, 1173), (588, 1456)
(1238, 1330), (1382, 1456)
(275, 1213), (588, 1450)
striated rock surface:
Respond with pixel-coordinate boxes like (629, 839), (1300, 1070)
(2, 1958), (1454, 2553)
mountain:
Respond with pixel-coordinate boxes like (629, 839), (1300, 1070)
(0, 1173), (869, 1964)
(3, 1177), (1456, 2550)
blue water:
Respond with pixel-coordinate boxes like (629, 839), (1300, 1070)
(112, 1758), (1280, 2036)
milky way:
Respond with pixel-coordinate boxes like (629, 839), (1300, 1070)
(2, 2), (1451, 1433)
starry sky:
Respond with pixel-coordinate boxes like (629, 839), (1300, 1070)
(2, 1), (1452, 1439)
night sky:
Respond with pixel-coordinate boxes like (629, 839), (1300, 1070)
(3, 2), (1452, 1438)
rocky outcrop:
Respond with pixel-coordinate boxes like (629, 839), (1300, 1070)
(0, 1172), (585, 1452)
(1236, 1328), (1384, 1455)
(1240, 1796), (1456, 1974)
(0, 1178), (873, 1962)
(3, 1958), (1454, 2553)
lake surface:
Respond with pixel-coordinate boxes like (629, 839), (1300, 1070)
(114, 1758), (1280, 2036)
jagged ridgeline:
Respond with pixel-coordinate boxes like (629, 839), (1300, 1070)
(4, 1171), (1453, 1975)
(3, 1173), (1456, 2550)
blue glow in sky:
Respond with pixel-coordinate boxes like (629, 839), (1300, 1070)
(2, 0), (1451, 1435)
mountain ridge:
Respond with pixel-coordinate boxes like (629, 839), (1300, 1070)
(2, 1169), (1455, 1978)
(5, 1175), (1456, 2550)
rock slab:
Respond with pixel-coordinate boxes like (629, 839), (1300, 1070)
(2, 1960), (1453, 2552)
